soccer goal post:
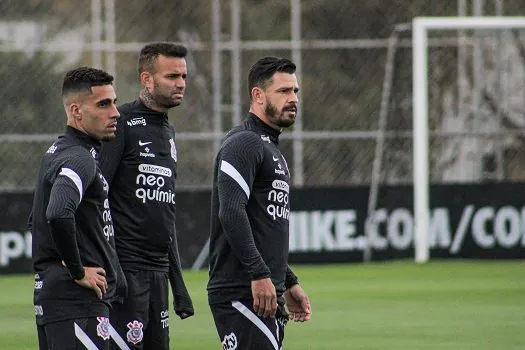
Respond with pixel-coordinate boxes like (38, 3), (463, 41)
(412, 16), (525, 263)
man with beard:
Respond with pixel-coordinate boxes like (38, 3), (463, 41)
(99, 43), (194, 350)
(207, 56), (312, 350)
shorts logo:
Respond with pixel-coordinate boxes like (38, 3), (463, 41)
(222, 332), (238, 350)
(34, 274), (43, 290)
(126, 320), (144, 345)
(34, 305), (43, 316)
(96, 317), (110, 340)
(160, 309), (169, 329)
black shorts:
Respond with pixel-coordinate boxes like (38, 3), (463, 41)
(210, 299), (288, 350)
(110, 269), (169, 350)
(34, 265), (109, 325)
(37, 317), (112, 350)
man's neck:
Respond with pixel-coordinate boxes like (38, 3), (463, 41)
(248, 107), (281, 131)
(139, 88), (166, 113)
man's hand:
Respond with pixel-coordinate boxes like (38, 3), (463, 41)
(74, 266), (108, 300)
(173, 299), (195, 320)
(251, 278), (277, 318)
(284, 284), (311, 322)
(179, 312), (191, 320)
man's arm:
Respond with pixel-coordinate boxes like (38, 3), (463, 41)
(217, 131), (277, 317)
(112, 248), (127, 304)
(99, 111), (126, 301)
(46, 151), (108, 298)
(46, 152), (95, 280)
(168, 229), (194, 319)
(217, 131), (269, 279)
(283, 265), (311, 322)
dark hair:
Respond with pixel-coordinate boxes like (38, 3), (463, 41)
(248, 56), (296, 99)
(61, 66), (114, 98)
(138, 42), (187, 74)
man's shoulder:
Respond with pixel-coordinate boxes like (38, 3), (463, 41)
(219, 127), (265, 160)
(42, 141), (95, 180)
(117, 100), (138, 117)
(114, 100), (152, 133)
(223, 125), (263, 146)
(50, 136), (94, 161)
(117, 100), (147, 124)
(59, 146), (97, 170)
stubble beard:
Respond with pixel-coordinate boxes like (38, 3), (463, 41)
(140, 85), (181, 112)
(100, 134), (116, 142)
(265, 102), (295, 128)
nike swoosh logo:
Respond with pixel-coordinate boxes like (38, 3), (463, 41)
(272, 156), (279, 161)
(138, 140), (152, 146)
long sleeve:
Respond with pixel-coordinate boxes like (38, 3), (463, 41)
(285, 265), (299, 289)
(168, 229), (194, 318)
(217, 131), (271, 280)
(112, 248), (128, 303)
(45, 151), (96, 280)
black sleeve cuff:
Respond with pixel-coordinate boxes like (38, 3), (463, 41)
(285, 267), (299, 289)
(249, 259), (271, 281)
(70, 267), (85, 281)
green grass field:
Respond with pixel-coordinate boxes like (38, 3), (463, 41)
(0, 260), (523, 349)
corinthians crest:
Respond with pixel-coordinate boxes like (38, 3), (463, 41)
(96, 317), (110, 340)
(126, 320), (144, 345)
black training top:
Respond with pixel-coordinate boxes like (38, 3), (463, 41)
(207, 113), (299, 305)
(31, 126), (119, 324)
(99, 99), (179, 271)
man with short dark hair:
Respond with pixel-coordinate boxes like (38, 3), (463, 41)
(208, 56), (312, 350)
(99, 42), (194, 349)
(31, 66), (123, 349)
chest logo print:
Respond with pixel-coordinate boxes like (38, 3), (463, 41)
(138, 140), (155, 158)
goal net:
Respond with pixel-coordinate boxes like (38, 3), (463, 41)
(412, 17), (525, 262)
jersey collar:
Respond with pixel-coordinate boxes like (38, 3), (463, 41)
(246, 113), (281, 144)
(135, 98), (169, 122)
(65, 126), (102, 153)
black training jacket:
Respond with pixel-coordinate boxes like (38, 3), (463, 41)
(207, 113), (298, 305)
(99, 99), (194, 316)
(31, 126), (119, 324)
(99, 99), (179, 270)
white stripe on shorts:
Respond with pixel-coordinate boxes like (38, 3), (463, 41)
(231, 300), (278, 350)
(74, 322), (99, 350)
(108, 323), (130, 350)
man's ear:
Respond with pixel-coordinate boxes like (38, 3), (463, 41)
(251, 87), (264, 105)
(68, 103), (82, 120)
(140, 71), (153, 90)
